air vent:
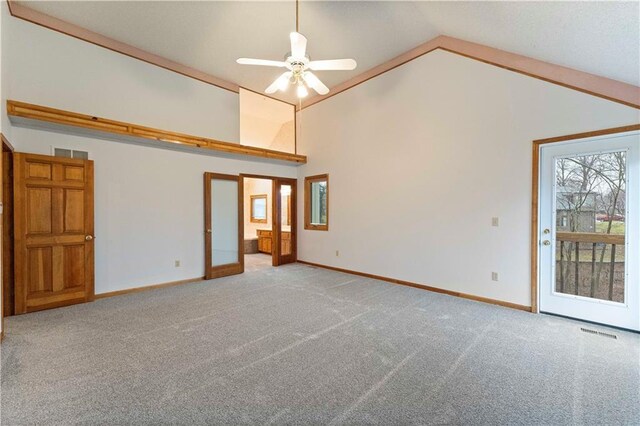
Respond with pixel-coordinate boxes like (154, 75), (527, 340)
(54, 148), (71, 158)
(72, 150), (88, 160)
(54, 148), (89, 159)
(580, 327), (617, 339)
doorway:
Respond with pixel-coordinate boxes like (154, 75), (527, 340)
(204, 173), (244, 279)
(537, 129), (639, 330)
(241, 174), (297, 269)
(204, 173), (296, 278)
(2, 142), (14, 317)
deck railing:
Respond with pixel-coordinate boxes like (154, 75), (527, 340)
(556, 232), (625, 301)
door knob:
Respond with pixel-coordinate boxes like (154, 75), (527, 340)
(206, 229), (212, 234)
(543, 228), (550, 234)
(85, 235), (94, 241)
(542, 240), (551, 246)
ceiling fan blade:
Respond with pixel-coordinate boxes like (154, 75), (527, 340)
(237, 58), (287, 67)
(265, 71), (293, 94)
(290, 32), (308, 58)
(303, 72), (329, 95)
(309, 59), (357, 71)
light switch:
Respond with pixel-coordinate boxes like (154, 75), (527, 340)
(492, 217), (499, 227)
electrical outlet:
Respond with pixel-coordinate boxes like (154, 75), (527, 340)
(336, 250), (339, 257)
(492, 272), (499, 281)
(492, 217), (499, 227)
(175, 260), (181, 267)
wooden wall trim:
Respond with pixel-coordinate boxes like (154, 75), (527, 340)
(301, 35), (640, 110)
(300, 36), (443, 110)
(10, 0), (636, 111)
(7, 0), (239, 93)
(532, 124), (640, 145)
(297, 260), (531, 312)
(530, 124), (640, 314)
(94, 277), (205, 299)
(1, 134), (15, 152)
(6, 1), (297, 108)
(7, 100), (307, 164)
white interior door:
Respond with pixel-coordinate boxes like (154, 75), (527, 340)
(539, 131), (639, 331)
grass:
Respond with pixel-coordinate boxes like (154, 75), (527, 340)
(596, 220), (625, 234)
(556, 244), (625, 262)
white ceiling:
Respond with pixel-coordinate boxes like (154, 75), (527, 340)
(18, 1), (640, 104)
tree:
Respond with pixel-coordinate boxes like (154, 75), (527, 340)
(555, 152), (626, 298)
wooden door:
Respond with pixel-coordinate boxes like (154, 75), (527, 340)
(273, 178), (296, 266)
(14, 153), (94, 314)
(204, 172), (244, 279)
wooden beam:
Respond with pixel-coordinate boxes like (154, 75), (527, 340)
(556, 232), (624, 246)
(7, 100), (307, 165)
(301, 35), (640, 110)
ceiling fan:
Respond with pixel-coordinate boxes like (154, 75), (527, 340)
(236, 1), (357, 98)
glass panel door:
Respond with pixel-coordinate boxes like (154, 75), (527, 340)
(204, 172), (243, 279)
(273, 178), (296, 265)
(539, 131), (639, 330)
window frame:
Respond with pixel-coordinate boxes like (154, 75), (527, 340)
(250, 194), (268, 223)
(304, 174), (329, 231)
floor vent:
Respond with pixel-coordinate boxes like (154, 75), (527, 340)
(580, 327), (617, 339)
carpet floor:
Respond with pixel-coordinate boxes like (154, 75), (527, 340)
(1, 254), (639, 425)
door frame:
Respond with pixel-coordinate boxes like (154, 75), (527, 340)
(273, 177), (297, 266)
(2, 139), (14, 318)
(531, 124), (640, 315)
(240, 173), (297, 266)
(203, 172), (244, 279)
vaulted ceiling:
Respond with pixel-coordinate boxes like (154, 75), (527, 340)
(17, 1), (640, 104)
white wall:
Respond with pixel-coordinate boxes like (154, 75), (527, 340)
(296, 49), (640, 307)
(2, 4), (238, 143)
(243, 177), (272, 239)
(2, 7), (298, 296)
(15, 127), (295, 294)
(240, 88), (295, 153)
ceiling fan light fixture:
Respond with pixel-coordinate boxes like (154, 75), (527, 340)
(236, 0), (356, 98)
(296, 82), (308, 98)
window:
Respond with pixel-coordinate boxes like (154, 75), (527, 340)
(304, 174), (329, 231)
(250, 194), (267, 223)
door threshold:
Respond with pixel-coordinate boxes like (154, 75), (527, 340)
(540, 311), (639, 334)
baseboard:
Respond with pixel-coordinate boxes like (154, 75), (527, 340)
(297, 260), (531, 312)
(95, 276), (205, 300)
